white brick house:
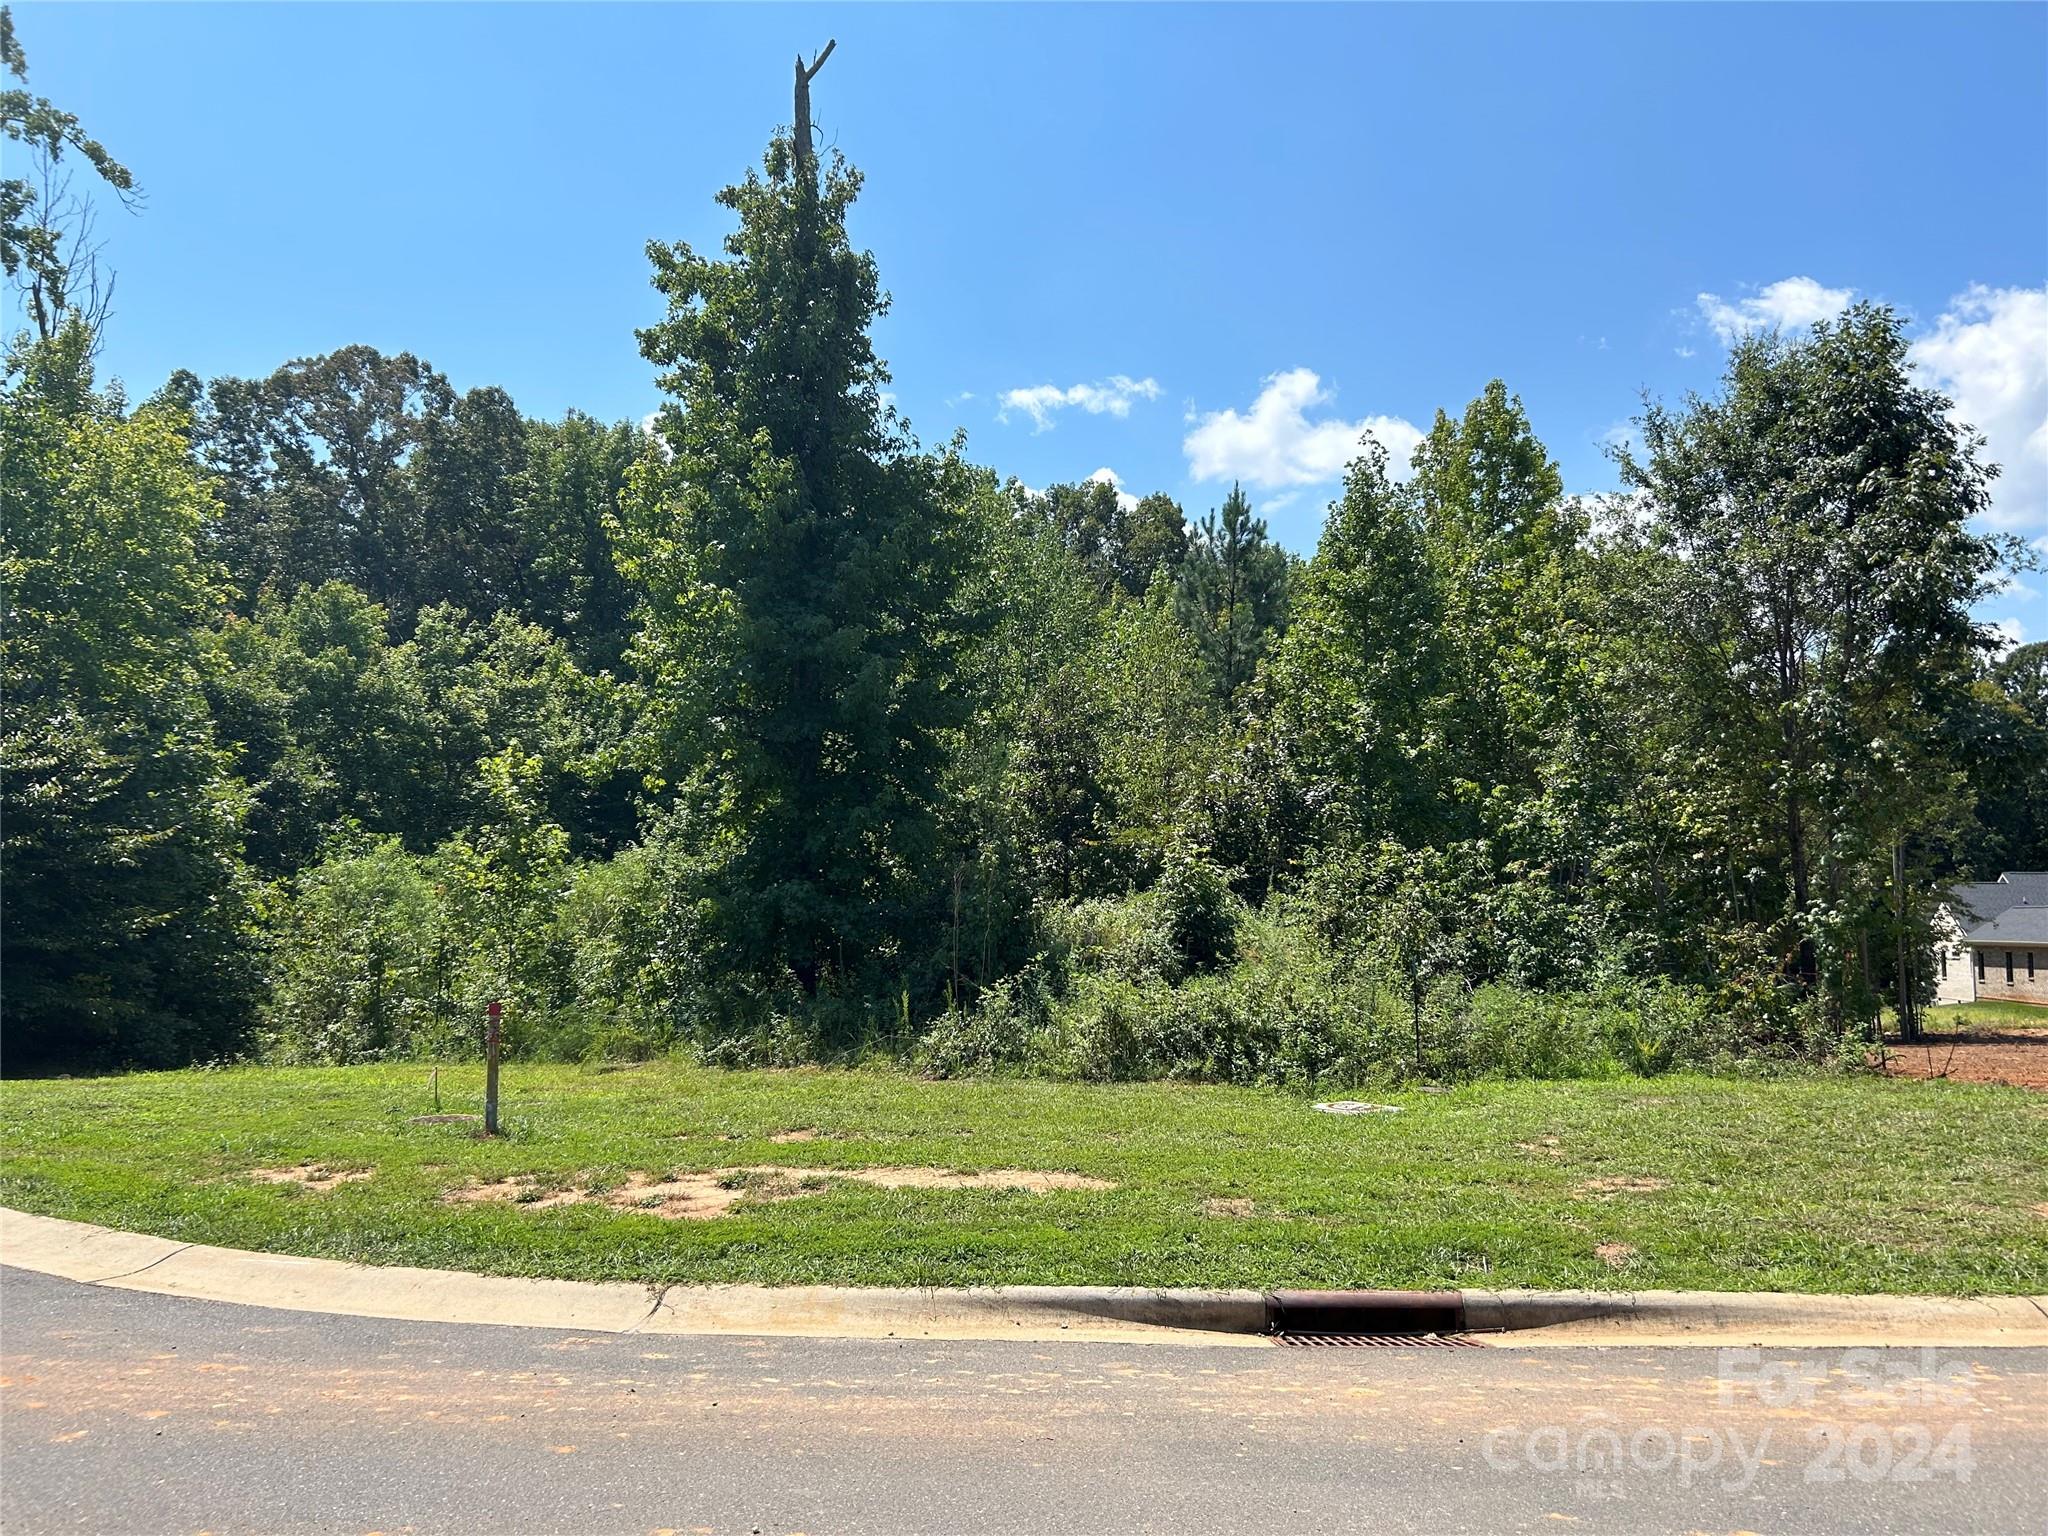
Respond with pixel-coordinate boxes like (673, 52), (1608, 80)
(1932, 871), (2048, 1007)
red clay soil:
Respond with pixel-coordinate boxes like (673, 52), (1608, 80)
(1879, 1028), (2048, 1091)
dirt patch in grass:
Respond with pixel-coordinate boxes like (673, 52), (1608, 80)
(1595, 1241), (1638, 1268)
(607, 1173), (791, 1219)
(1203, 1197), (1256, 1219)
(248, 1165), (370, 1192)
(444, 1177), (586, 1210)
(407, 1114), (481, 1126)
(769, 1128), (822, 1143)
(445, 1164), (1115, 1221)
(1574, 1176), (1670, 1199)
(1517, 1137), (1565, 1157)
(1881, 1031), (2048, 1092)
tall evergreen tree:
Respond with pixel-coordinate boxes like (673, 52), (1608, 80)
(618, 71), (979, 1005)
(1176, 481), (1291, 700)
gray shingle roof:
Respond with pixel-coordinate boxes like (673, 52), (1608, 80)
(1946, 880), (2024, 924)
(1966, 903), (2048, 946)
(1996, 871), (2048, 906)
(1944, 872), (2048, 941)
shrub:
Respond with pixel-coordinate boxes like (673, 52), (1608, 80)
(262, 837), (453, 1064)
(1155, 846), (1238, 976)
(539, 848), (670, 1061)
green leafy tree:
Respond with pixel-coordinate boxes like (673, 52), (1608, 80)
(1974, 643), (2048, 870)
(206, 584), (634, 875)
(409, 382), (530, 623)
(436, 744), (571, 1046)
(513, 411), (644, 671)
(2, 8), (138, 341)
(618, 101), (980, 1005)
(205, 581), (436, 874)
(1029, 478), (1187, 597)
(1, 327), (259, 1069)
(1619, 304), (2015, 1026)
(1268, 440), (1444, 847)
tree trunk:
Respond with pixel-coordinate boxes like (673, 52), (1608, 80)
(792, 40), (836, 176)
(1785, 786), (1817, 992)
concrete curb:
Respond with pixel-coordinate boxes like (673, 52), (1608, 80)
(0, 1208), (1268, 1345)
(4, 1207), (2045, 1347)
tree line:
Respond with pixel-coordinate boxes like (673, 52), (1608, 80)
(4, 19), (2043, 1076)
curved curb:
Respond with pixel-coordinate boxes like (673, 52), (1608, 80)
(0, 1208), (1268, 1345)
(4, 1208), (2045, 1347)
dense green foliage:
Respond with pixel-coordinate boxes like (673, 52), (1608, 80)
(1, 328), (259, 1069)
(4, 37), (2041, 1080)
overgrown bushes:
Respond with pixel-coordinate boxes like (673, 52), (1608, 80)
(918, 890), (1834, 1090)
(261, 812), (1852, 1085)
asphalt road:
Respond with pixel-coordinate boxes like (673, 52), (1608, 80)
(3, 1266), (2044, 1535)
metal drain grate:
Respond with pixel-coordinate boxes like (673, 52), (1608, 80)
(1274, 1332), (1488, 1348)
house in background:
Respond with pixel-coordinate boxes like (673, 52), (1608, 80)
(1932, 871), (2048, 1006)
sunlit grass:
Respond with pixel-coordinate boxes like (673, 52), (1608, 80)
(1923, 1000), (2048, 1032)
(2, 1062), (2041, 1295)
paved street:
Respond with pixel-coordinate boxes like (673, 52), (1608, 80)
(3, 1266), (2044, 1535)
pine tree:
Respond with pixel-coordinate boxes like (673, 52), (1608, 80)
(1176, 481), (1291, 700)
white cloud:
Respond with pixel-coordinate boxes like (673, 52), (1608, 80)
(1696, 276), (1854, 344)
(1674, 345), (1697, 359)
(1087, 466), (1140, 514)
(1908, 284), (2048, 536)
(998, 374), (1160, 432)
(1183, 368), (1423, 490)
(1990, 617), (2025, 655)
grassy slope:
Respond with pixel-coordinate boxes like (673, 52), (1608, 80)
(1, 1063), (2042, 1294)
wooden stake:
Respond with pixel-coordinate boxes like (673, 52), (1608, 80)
(484, 1000), (502, 1136)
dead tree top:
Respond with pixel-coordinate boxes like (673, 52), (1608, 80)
(794, 40), (836, 175)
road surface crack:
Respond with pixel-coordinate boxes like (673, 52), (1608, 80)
(624, 1283), (674, 1333)
(87, 1243), (195, 1285)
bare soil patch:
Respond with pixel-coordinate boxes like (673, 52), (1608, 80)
(1595, 1241), (1638, 1268)
(444, 1164), (1115, 1221)
(247, 1164), (370, 1192)
(1517, 1137), (1565, 1157)
(1881, 1031), (2048, 1092)
(1574, 1176), (1670, 1199)
(444, 1177), (586, 1210)
(769, 1128), (822, 1143)
(1203, 1197), (1256, 1219)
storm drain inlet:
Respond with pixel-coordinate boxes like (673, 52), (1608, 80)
(1273, 1332), (1487, 1348)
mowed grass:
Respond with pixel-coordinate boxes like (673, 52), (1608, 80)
(1, 1063), (2042, 1295)
(1924, 1000), (2048, 1032)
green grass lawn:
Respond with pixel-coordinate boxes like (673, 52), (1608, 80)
(1, 1062), (2042, 1295)
(1923, 1000), (2048, 1032)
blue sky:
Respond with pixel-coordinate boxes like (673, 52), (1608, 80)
(16, 3), (2048, 641)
